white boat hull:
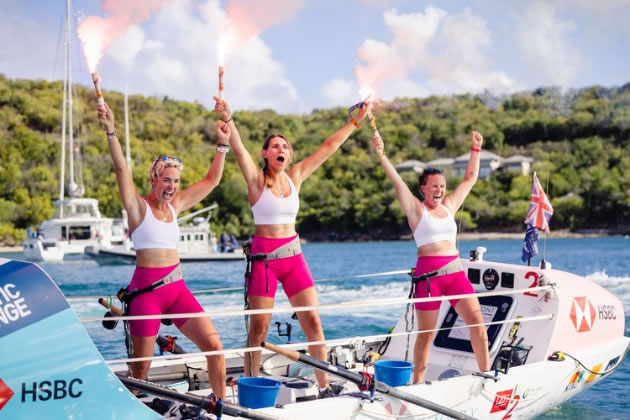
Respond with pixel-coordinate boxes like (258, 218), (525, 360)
(1, 252), (627, 419)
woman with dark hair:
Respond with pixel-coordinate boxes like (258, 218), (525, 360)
(214, 96), (371, 397)
(97, 101), (228, 399)
(372, 130), (489, 383)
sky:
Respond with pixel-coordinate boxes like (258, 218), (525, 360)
(1, 0), (629, 114)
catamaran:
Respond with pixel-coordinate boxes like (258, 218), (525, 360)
(22, 0), (127, 262)
(1, 243), (627, 419)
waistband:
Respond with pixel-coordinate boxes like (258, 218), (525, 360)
(130, 263), (183, 290)
(249, 235), (301, 260)
(412, 257), (463, 282)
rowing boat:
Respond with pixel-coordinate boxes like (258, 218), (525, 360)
(0, 248), (627, 419)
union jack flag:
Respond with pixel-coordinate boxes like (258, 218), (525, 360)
(524, 172), (554, 232)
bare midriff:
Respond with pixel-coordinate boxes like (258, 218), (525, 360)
(136, 249), (180, 267)
(417, 240), (459, 257)
(255, 224), (297, 238)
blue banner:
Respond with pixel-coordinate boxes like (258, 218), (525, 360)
(521, 223), (539, 262)
(0, 261), (69, 339)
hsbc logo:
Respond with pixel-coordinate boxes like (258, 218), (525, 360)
(570, 297), (596, 333)
(0, 378), (15, 411)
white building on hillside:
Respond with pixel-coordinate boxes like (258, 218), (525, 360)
(396, 151), (533, 179)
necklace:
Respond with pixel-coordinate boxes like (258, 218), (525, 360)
(148, 197), (170, 221)
(276, 181), (288, 198)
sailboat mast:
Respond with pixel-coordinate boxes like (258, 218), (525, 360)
(66, 0), (77, 198)
(59, 0), (69, 207)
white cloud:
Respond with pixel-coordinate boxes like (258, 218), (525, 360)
(102, 0), (305, 113)
(514, 2), (581, 86)
(108, 26), (147, 69)
(322, 6), (517, 104)
(321, 78), (358, 107)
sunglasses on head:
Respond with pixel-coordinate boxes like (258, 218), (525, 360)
(157, 156), (181, 164)
(423, 168), (443, 175)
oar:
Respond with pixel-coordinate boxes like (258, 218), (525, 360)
(261, 341), (476, 420)
(118, 375), (282, 420)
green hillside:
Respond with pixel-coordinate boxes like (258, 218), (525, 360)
(1, 73), (629, 245)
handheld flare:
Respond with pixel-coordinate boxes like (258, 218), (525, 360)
(218, 66), (224, 99)
(368, 111), (378, 133)
(91, 72), (104, 105)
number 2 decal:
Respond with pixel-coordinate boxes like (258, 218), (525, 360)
(502, 395), (520, 419)
(524, 271), (539, 297)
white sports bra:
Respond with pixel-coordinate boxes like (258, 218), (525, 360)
(131, 201), (180, 250)
(251, 173), (300, 225)
(413, 204), (457, 248)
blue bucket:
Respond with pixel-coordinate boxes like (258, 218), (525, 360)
(374, 360), (414, 387)
(237, 377), (281, 409)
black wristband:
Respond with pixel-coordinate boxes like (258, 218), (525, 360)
(106, 130), (117, 138)
(223, 116), (233, 123)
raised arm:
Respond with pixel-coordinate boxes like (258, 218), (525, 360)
(173, 120), (228, 213)
(289, 100), (372, 188)
(372, 132), (422, 231)
(444, 131), (483, 213)
(97, 102), (143, 221)
(213, 97), (263, 191)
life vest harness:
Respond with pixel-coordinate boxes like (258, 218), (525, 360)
(404, 258), (464, 361)
(116, 264), (184, 357)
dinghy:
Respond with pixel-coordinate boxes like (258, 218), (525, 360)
(0, 248), (627, 419)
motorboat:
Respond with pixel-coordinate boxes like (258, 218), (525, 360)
(84, 204), (244, 264)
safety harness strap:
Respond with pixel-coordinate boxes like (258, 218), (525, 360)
(118, 264), (184, 358)
(404, 257), (465, 361)
(411, 258), (463, 284)
(244, 236), (302, 294)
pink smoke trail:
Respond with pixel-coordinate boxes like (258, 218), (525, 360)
(77, 0), (170, 72)
(353, 40), (408, 104)
(218, 0), (304, 65)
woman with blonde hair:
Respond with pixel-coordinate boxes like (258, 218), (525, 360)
(97, 101), (230, 399)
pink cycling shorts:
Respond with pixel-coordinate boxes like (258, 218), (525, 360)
(127, 263), (204, 336)
(413, 255), (475, 311)
(248, 235), (314, 299)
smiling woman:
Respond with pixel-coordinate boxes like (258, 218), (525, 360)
(372, 130), (490, 384)
(96, 100), (230, 400)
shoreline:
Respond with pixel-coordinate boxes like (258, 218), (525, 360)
(0, 246), (24, 253)
(2, 230), (626, 253)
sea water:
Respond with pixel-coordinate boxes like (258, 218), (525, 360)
(2, 236), (629, 419)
